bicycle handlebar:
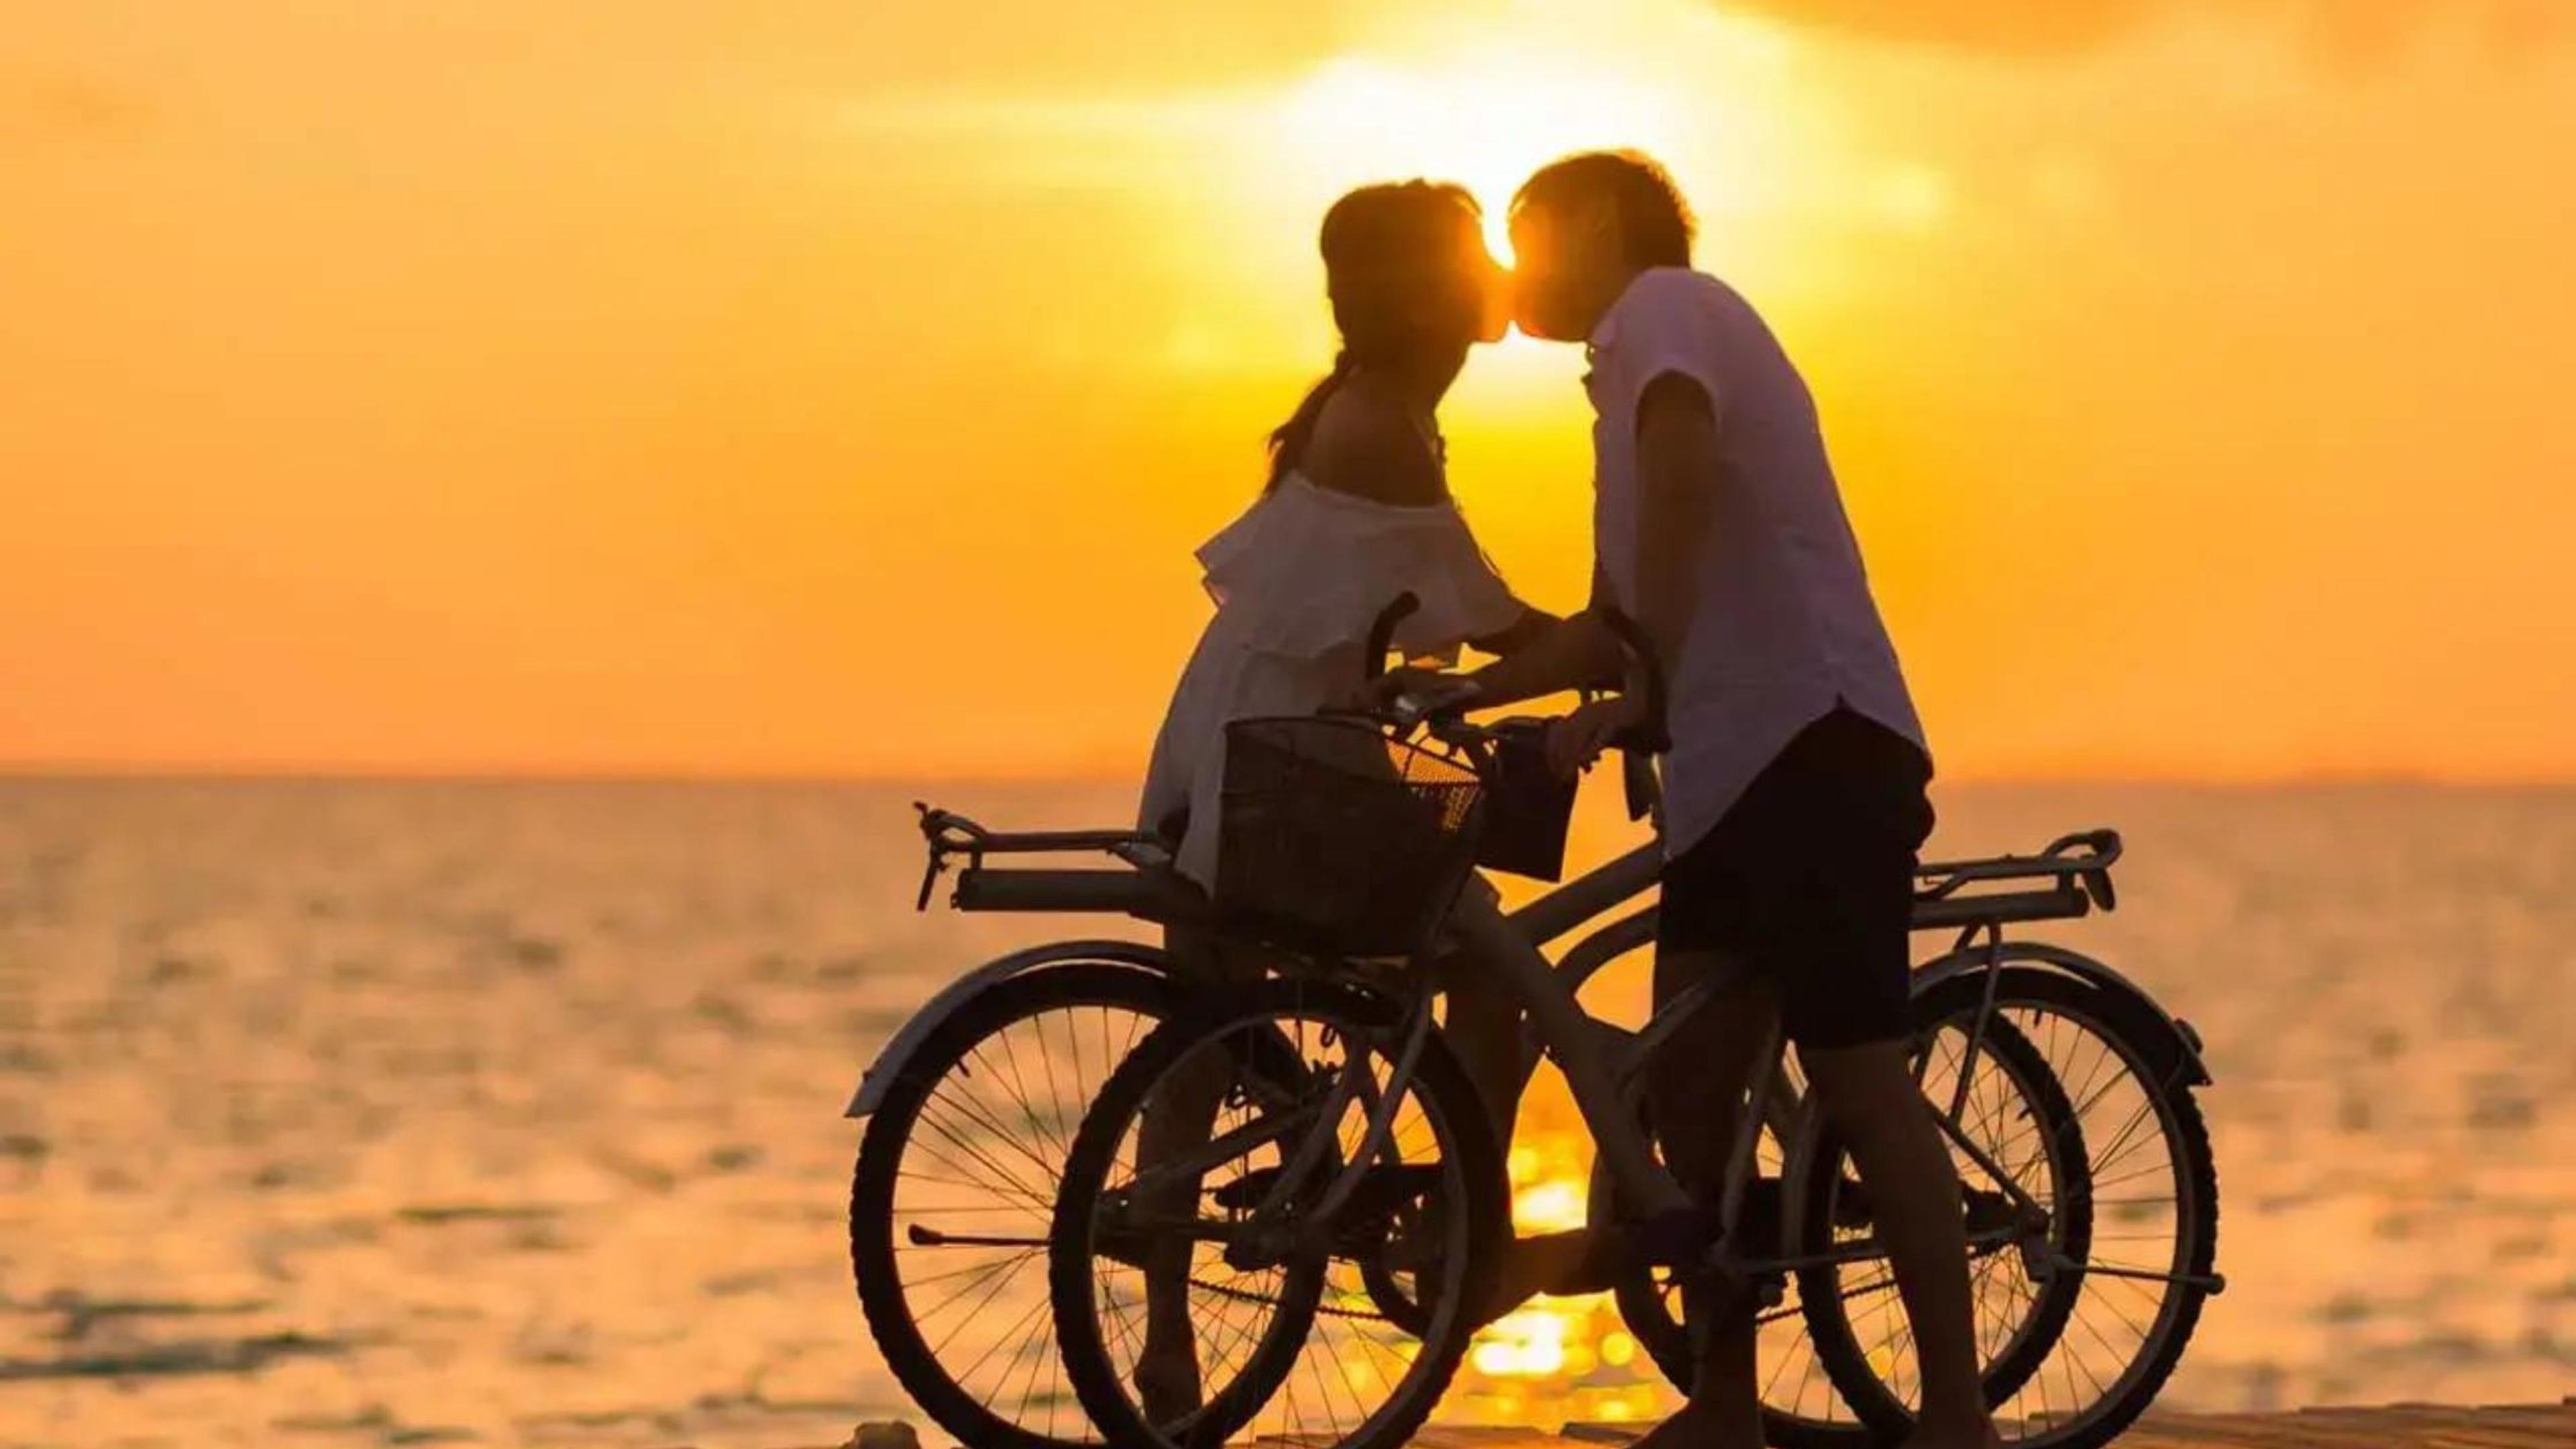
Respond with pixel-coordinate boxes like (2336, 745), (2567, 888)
(1361, 592), (1420, 684)
(1357, 591), (1671, 822)
(1359, 593), (1670, 733)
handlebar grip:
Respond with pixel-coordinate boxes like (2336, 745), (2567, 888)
(1362, 592), (1421, 683)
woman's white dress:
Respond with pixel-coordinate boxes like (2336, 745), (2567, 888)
(1139, 474), (1525, 888)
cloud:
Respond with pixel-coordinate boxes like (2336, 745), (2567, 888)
(1709, 1), (2565, 66)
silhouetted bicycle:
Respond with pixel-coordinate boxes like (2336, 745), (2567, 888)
(852, 596), (2220, 1449)
(1036, 601), (2222, 1449)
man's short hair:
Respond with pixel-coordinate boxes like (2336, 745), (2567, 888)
(1512, 150), (1696, 269)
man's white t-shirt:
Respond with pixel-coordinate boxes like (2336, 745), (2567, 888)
(1585, 266), (1928, 857)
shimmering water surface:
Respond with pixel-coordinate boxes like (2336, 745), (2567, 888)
(4, 777), (2573, 1446)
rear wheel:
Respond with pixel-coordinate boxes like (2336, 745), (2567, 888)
(851, 961), (1182, 1449)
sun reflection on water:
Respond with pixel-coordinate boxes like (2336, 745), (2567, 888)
(1444, 1126), (1682, 1429)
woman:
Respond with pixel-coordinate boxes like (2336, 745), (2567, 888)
(1128, 180), (1556, 1423)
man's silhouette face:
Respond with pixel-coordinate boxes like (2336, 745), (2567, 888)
(1507, 201), (1620, 343)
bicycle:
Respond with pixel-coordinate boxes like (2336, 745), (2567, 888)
(1034, 602), (2224, 1449)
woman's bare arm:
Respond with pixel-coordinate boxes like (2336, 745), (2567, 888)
(1454, 607), (1623, 709)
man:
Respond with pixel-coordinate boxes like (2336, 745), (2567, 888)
(1411, 152), (1998, 1449)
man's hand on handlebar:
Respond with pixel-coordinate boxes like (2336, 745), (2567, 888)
(1544, 692), (1648, 779)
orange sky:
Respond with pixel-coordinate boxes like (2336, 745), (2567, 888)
(6, 1), (2574, 780)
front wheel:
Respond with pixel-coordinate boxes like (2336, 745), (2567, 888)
(1050, 979), (1509, 1449)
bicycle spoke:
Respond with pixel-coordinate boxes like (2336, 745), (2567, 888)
(916, 1087), (1060, 1207)
(926, 1246), (1040, 1358)
(940, 1057), (1070, 1188)
(897, 1252), (1047, 1292)
(958, 1290), (1055, 1402)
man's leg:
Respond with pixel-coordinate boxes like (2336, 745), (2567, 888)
(1631, 948), (1780, 1449)
(1801, 1040), (2000, 1449)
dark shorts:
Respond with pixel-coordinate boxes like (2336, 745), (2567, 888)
(1656, 706), (1935, 1051)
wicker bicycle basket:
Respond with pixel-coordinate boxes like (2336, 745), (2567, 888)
(1214, 716), (1487, 957)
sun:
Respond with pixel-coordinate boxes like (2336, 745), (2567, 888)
(1191, 24), (1813, 385)
(1276, 52), (1701, 265)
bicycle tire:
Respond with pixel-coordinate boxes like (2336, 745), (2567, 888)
(851, 961), (1183, 1449)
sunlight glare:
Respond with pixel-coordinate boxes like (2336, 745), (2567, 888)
(1513, 1178), (1589, 1233)
(1472, 1307), (1572, 1377)
(1279, 53), (1695, 264)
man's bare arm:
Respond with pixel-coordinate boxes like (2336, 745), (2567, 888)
(1453, 608), (1621, 710)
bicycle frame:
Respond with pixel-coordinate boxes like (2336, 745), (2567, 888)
(1199, 837), (2101, 1288)
(909, 789), (2143, 1285)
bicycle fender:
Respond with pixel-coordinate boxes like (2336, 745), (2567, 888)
(1911, 941), (2213, 1088)
(841, 938), (1173, 1118)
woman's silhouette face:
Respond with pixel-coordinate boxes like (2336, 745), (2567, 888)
(1322, 187), (1504, 363)
(1396, 212), (1507, 352)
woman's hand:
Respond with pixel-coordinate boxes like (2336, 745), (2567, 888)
(1544, 694), (1648, 778)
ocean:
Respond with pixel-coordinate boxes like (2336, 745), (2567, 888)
(4, 777), (2573, 1446)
